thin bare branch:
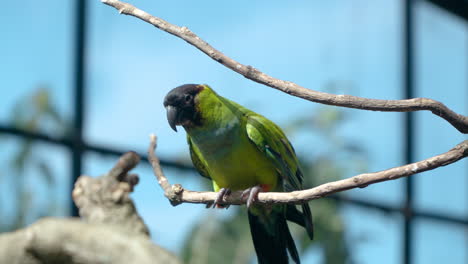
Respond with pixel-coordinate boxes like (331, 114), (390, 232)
(101, 0), (468, 133)
(148, 134), (185, 205)
(148, 134), (467, 206)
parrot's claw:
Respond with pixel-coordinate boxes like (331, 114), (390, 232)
(209, 188), (231, 209)
(242, 185), (263, 208)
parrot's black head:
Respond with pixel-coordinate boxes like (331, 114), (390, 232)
(163, 84), (205, 132)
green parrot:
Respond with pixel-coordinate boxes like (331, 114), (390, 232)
(164, 84), (313, 264)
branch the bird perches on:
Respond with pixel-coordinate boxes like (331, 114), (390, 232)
(148, 134), (468, 206)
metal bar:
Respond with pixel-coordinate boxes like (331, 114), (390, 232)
(403, 0), (415, 263)
(0, 126), (74, 147)
(71, 0), (87, 216)
(0, 125), (194, 171)
(329, 195), (468, 226)
(413, 208), (468, 226)
(84, 142), (195, 171)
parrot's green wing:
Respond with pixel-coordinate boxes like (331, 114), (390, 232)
(245, 113), (303, 191)
(187, 135), (211, 179)
(245, 113), (314, 240)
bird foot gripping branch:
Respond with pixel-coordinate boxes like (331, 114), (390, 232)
(207, 188), (232, 209)
(241, 185), (269, 208)
(207, 185), (269, 209)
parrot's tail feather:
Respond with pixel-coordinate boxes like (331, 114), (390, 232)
(248, 211), (300, 264)
(285, 204), (314, 240)
(285, 221), (300, 263)
(301, 203), (314, 240)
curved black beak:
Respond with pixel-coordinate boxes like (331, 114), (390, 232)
(165, 105), (179, 132)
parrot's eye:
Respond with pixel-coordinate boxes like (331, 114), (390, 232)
(184, 94), (192, 102)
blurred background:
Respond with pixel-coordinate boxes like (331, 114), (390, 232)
(0, 0), (467, 263)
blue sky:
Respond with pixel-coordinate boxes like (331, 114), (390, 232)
(1, 0), (467, 263)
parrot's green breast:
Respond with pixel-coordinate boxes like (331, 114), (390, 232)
(188, 115), (278, 192)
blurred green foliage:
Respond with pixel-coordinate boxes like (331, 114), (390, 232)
(0, 88), (69, 231)
(180, 106), (367, 264)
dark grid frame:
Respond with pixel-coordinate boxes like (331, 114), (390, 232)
(0, 1), (467, 263)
